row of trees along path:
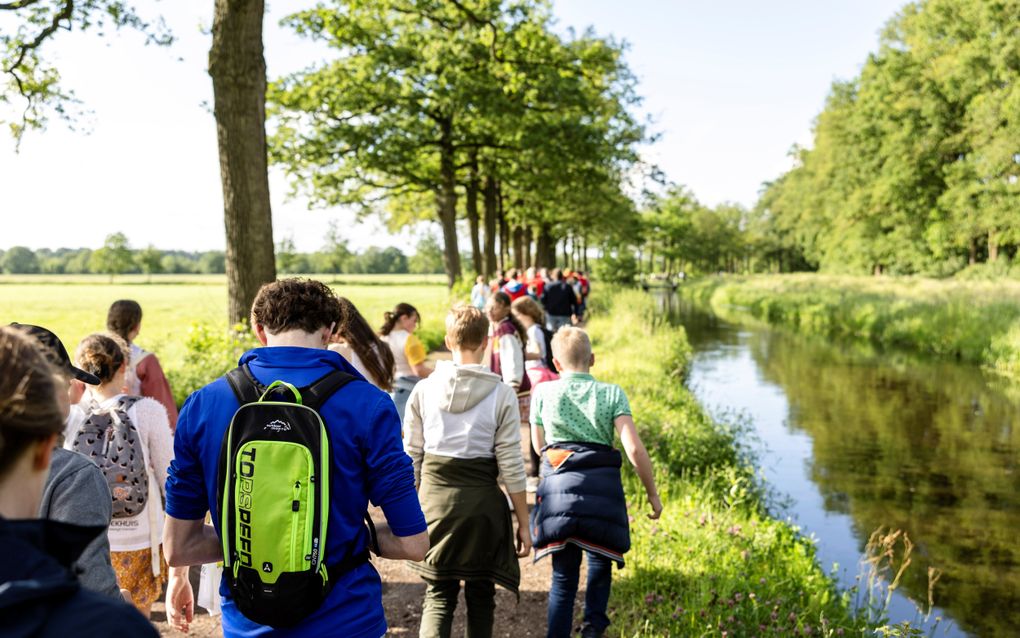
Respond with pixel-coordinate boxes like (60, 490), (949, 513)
(3, 1), (647, 314)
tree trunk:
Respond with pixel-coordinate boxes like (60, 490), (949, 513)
(581, 235), (589, 272)
(436, 116), (461, 288)
(989, 230), (999, 262)
(534, 223), (556, 268)
(210, 0), (276, 325)
(465, 155), (482, 277)
(482, 175), (498, 278)
(969, 238), (977, 266)
(512, 226), (524, 270)
(524, 226), (534, 269)
(498, 183), (509, 272)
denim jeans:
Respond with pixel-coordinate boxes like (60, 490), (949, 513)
(547, 543), (613, 638)
(546, 315), (572, 335)
(419, 578), (496, 638)
(390, 375), (420, 421)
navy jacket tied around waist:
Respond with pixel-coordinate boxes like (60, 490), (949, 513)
(530, 441), (630, 566)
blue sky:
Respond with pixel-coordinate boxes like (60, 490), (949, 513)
(1, 0), (906, 252)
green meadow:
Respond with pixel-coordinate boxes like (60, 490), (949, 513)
(0, 274), (454, 396)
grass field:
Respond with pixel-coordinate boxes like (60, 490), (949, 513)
(0, 274), (454, 374)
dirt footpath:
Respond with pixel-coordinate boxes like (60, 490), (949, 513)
(154, 496), (553, 637)
(155, 418), (558, 637)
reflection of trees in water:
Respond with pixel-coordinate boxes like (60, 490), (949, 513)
(747, 329), (1020, 638)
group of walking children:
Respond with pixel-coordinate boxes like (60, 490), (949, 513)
(2, 273), (662, 638)
(393, 284), (662, 637)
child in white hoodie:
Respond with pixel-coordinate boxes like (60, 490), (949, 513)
(404, 306), (531, 638)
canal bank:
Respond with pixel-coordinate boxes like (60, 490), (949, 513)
(681, 275), (1020, 381)
(584, 291), (889, 636)
(664, 292), (1020, 637)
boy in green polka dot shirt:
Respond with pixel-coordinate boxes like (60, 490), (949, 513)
(529, 326), (662, 637)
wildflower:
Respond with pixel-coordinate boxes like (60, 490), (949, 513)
(836, 630), (844, 636)
(644, 593), (656, 605)
(759, 577), (767, 584)
(628, 515), (635, 523)
(749, 592), (756, 600)
(734, 593), (743, 602)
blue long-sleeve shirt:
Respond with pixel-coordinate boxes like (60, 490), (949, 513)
(165, 346), (426, 638)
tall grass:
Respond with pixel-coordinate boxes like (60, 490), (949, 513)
(681, 275), (1020, 381)
(586, 291), (884, 636)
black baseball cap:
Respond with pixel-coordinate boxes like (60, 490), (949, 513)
(10, 323), (102, 385)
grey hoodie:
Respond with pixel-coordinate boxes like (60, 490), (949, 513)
(38, 448), (121, 599)
(404, 360), (527, 493)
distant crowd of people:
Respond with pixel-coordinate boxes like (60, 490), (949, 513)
(0, 267), (661, 638)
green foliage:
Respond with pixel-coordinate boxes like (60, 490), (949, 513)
(1, 245), (40, 274)
(164, 322), (258, 406)
(408, 234), (445, 275)
(682, 274), (1020, 380)
(269, 0), (646, 284)
(89, 232), (133, 280)
(754, 0), (1020, 275)
(592, 250), (638, 285)
(1, 1), (172, 144)
(641, 186), (759, 275)
(136, 245), (164, 277)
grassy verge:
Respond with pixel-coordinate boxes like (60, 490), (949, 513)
(586, 290), (883, 636)
(680, 274), (1020, 381)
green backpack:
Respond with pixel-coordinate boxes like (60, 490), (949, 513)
(217, 364), (364, 628)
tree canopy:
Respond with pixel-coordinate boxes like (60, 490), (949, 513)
(269, 0), (648, 286)
(753, 0), (1019, 276)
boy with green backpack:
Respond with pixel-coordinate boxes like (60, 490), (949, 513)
(163, 279), (428, 637)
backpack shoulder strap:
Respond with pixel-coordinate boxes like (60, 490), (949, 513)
(117, 395), (144, 411)
(226, 364), (264, 405)
(301, 370), (357, 410)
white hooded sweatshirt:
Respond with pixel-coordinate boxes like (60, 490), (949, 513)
(403, 360), (527, 493)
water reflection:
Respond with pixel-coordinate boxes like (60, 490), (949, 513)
(663, 294), (1020, 638)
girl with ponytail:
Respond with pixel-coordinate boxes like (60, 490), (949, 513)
(380, 303), (432, 419)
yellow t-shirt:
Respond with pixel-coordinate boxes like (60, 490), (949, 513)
(404, 334), (426, 367)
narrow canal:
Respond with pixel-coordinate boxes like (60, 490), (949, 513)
(661, 294), (1020, 638)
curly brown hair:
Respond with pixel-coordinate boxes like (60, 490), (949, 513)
(0, 326), (64, 478)
(251, 278), (342, 334)
(75, 333), (130, 385)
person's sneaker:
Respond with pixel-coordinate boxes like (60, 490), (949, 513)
(580, 624), (604, 638)
(526, 476), (540, 493)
